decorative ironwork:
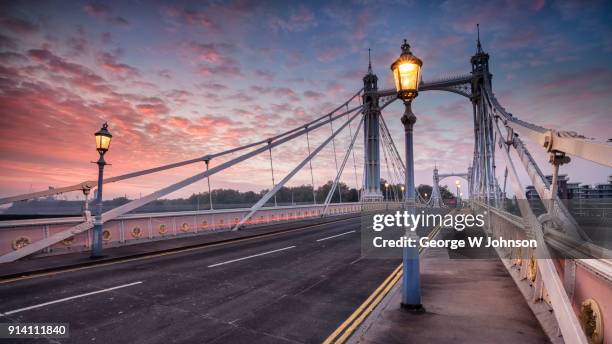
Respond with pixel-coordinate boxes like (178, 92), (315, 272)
(12, 236), (31, 250)
(580, 299), (604, 344)
(102, 230), (111, 241)
(131, 226), (143, 238)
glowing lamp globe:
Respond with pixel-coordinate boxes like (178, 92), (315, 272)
(390, 39), (422, 101)
(95, 122), (112, 154)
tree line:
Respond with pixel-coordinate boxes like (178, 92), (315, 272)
(2, 180), (458, 217)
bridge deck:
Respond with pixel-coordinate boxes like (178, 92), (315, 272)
(0, 215), (356, 280)
(349, 229), (550, 344)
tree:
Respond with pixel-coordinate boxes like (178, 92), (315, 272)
(315, 181), (359, 203)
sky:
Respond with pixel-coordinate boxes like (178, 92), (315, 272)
(0, 0), (611, 201)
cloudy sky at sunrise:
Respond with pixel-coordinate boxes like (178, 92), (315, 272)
(1, 0), (611, 201)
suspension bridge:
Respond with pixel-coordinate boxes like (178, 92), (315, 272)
(0, 34), (611, 344)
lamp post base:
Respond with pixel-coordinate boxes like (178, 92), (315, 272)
(400, 303), (426, 314)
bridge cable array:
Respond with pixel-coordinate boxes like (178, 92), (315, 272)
(0, 91), (365, 263)
(233, 103), (365, 228)
(267, 142), (278, 208)
(205, 159), (214, 210)
(0, 89), (365, 206)
(329, 115), (343, 203)
(305, 128), (317, 204)
(346, 104), (360, 192)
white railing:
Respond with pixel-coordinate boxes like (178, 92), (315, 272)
(0, 202), (361, 259)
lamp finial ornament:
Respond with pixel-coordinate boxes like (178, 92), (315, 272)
(401, 39), (411, 55)
(476, 24), (483, 53)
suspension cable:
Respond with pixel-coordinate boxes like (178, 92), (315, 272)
(205, 159), (213, 210)
(329, 115), (342, 203)
(268, 142), (277, 207)
(346, 104), (360, 192)
(380, 132), (393, 202)
(0, 89), (365, 206)
(379, 116), (406, 202)
(306, 129), (317, 204)
(381, 126), (403, 203)
(386, 135), (403, 202)
(0, 104), (366, 264)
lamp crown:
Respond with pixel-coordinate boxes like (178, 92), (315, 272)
(96, 122), (112, 137)
(401, 39), (411, 55)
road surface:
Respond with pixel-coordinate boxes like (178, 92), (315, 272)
(0, 217), (403, 344)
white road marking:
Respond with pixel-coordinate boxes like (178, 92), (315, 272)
(350, 257), (362, 265)
(0, 281), (143, 316)
(207, 246), (296, 268)
(316, 230), (356, 242)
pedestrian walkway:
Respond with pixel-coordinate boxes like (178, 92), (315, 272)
(349, 228), (550, 344)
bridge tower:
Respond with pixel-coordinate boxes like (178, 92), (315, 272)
(470, 24), (497, 204)
(430, 166), (443, 207)
(361, 50), (383, 202)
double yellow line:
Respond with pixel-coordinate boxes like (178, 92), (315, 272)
(323, 221), (446, 344)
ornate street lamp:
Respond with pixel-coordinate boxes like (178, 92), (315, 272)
(391, 40), (423, 101)
(392, 39), (425, 313)
(92, 122), (112, 258)
(95, 123), (112, 154)
(384, 182), (389, 201)
(455, 180), (462, 208)
(391, 39), (423, 207)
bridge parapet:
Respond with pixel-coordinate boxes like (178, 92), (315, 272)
(471, 200), (612, 344)
(0, 202), (361, 259)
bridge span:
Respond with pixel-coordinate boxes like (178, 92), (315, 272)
(1, 32), (611, 344)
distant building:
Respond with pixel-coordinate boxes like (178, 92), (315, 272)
(525, 175), (612, 200)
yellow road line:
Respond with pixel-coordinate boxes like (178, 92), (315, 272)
(336, 271), (403, 343)
(322, 264), (403, 344)
(1, 216), (358, 285)
(323, 210), (452, 344)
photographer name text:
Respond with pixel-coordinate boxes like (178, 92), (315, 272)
(372, 236), (538, 249)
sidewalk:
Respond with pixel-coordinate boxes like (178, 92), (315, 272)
(349, 228), (550, 344)
(0, 214), (356, 280)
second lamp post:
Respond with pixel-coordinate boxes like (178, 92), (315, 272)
(92, 122), (112, 258)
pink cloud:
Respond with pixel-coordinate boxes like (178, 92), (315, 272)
(304, 90), (324, 101)
(82, 3), (130, 27)
(198, 64), (241, 77)
(255, 69), (274, 81)
(269, 5), (317, 32)
(96, 51), (140, 78)
(135, 102), (169, 117)
(187, 42), (228, 63)
(162, 6), (215, 29)
(317, 46), (344, 62)
(0, 15), (39, 34)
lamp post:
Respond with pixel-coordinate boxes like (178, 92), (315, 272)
(455, 180), (461, 208)
(384, 182), (389, 201)
(92, 122), (112, 258)
(391, 39), (424, 313)
(400, 185), (405, 202)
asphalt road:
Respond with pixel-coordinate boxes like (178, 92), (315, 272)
(0, 217), (402, 344)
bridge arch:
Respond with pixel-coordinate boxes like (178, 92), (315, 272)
(430, 167), (471, 207)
